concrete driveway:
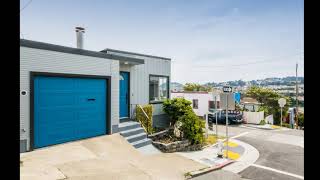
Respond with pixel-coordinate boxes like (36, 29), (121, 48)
(20, 134), (207, 180)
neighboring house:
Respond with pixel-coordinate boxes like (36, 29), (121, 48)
(171, 91), (220, 117)
(240, 97), (260, 112)
(20, 30), (171, 152)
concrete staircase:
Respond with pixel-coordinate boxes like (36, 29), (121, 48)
(119, 121), (152, 148)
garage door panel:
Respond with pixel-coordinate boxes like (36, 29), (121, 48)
(38, 92), (76, 107)
(37, 77), (75, 90)
(34, 76), (107, 148)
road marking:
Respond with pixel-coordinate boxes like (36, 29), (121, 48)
(251, 164), (304, 179)
(231, 132), (249, 139)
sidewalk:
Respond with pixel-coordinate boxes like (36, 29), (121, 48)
(176, 139), (244, 168)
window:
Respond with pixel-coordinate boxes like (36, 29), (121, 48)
(193, 99), (199, 109)
(208, 101), (220, 110)
(149, 75), (169, 103)
(208, 101), (214, 110)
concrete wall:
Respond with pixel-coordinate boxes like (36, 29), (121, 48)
(243, 111), (264, 124)
(20, 46), (120, 151)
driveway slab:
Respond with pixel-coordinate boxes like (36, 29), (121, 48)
(20, 134), (207, 180)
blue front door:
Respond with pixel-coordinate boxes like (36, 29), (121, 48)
(34, 76), (107, 148)
(120, 72), (129, 119)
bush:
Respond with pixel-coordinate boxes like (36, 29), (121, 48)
(162, 97), (205, 145)
(136, 104), (154, 134)
(259, 119), (266, 125)
(163, 98), (193, 126)
(178, 111), (205, 144)
(298, 113), (304, 127)
(282, 122), (291, 128)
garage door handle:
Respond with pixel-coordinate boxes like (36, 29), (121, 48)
(87, 98), (96, 101)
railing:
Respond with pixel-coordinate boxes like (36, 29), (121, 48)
(136, 104), (151, 136)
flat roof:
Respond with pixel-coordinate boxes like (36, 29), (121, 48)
(171, 91), (209, 94)
(20, 39), (145, 65)
(101, 48), (171, 61)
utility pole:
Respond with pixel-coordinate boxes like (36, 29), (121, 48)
(295, 63), (299, 129)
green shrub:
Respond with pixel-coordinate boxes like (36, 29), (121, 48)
(136, 104), (154, 134)
(162, 97), (205, 144)
(163, 98), (193, 126)
(259, 119), (266, 125)
(282, 122), (291, 128)
(178, 111), (205, 144)
(298, 113), (304, 127)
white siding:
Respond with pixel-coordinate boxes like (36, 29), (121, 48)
(20, 47), (119, 150)
(114, 52), (171, 116)
(171, 92), (220, 117)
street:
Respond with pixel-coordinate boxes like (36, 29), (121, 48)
(194, 125), (304, 180)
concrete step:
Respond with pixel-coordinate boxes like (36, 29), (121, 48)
(118, 121), (141, 132)
(126, 132), (147, 143)
(132, 138), (152, 148)
(120, 127), (145, 137)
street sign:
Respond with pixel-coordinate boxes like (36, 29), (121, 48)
(278, 98), (286, 107)
(220, 93), (235, 110)
(223, 86), (232, 93)
(234, 92), (241, 104)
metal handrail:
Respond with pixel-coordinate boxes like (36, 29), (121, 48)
(136, 104), (151, 135)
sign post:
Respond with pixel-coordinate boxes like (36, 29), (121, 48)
(222, 86), (233, 159)
(215, 96), (218, 137)
(278, 98), (286, 127)
(205, 112), (209, 138)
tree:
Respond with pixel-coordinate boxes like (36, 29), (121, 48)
(245, 86), (291, 125)
(183, 83), (212, 92)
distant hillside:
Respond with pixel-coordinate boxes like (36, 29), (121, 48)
(203, 76), (304, 87)
(170, 82), (184, 91)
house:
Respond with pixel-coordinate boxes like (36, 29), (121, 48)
(20, 28), (171, 152)
(240, 97), (260, 112)
(171, 91), (220, 117)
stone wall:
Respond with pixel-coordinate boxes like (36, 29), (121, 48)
(149, 130), (203, 153)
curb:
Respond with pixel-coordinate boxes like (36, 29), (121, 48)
(185, 159), (235, 179)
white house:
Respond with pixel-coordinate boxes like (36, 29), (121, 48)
(171, 91), (220, 117)
(20, 28), (171, 152)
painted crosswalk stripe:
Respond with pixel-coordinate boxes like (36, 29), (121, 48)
(251, 164), (304, 179)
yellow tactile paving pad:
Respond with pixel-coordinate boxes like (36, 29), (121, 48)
(223, 150), (240, 160)
(223, 141), (238, 147)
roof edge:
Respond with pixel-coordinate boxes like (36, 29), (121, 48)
(20, 39), (144, 64)
(101, 48), (171, 61)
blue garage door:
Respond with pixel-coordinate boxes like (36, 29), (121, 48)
(34, 76), (107, 148)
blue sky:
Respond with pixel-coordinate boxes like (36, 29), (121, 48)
(20, 0), (304, 84)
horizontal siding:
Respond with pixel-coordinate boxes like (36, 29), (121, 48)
(20, 47), (119, 151)
(115, 52), (171, 116)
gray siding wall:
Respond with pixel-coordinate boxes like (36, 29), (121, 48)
(20, 47), (120, 151)
(116, 52), (171, 119)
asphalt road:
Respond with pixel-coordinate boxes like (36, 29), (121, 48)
(195, 125), (304, 180)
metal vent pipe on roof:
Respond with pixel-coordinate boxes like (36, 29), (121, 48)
(75, 27), (85, 49)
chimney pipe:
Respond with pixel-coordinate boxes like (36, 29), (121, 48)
(75, 27), (85, 49)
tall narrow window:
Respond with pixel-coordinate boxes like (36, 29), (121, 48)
(193, 99), (199, 109)
(149, 75), (169, 103)
(208, 101), (214, 110)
